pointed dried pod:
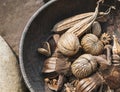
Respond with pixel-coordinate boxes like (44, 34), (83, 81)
(52, 12), (93, 33)
(52, 5), (113, 33)
(91, 21), (102, 37)
(71, 54), (98, 79)
(112, 35), (120, 55)
(66, 1), (100, 37)
(81, 34), (104, 55)
(100, 33), (112, 45)
(76, 73), (105, 92)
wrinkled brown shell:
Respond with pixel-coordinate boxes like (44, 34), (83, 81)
(57, 33), (80, 56)
(81, 34), (104, 55)
(71, 54), (98, 79)
(76, 73), (106, 92)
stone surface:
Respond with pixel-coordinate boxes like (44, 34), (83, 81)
(0, 36), (25, 92)
(0, 0), (45, 92)
(0, 0), (44, 55)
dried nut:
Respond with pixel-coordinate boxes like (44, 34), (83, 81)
(112, 35), (120, 55)
(91, 21), (102, 37)
(71, 54), (98, 79)
(100, 33), (111, 45)
(81, 34), (104, 55)
(57, 33), (80, 56)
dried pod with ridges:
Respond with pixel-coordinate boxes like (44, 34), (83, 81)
(57, 33), (80, 56)
(71, 54), (98, 79)
(76, 73), (106, 92)
(52, 6), (113, 33)
(81, 34), (104, 55)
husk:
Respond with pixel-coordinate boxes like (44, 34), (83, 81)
(66, 2), (100, 37)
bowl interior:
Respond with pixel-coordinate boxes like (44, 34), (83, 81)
(20, 0), (113, 91)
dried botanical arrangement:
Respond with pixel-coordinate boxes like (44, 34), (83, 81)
(37, 0), (120, 91)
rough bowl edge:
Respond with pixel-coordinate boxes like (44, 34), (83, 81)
(19, 0), (57, 92)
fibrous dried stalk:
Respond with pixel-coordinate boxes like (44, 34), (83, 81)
(53, 6), (113, 33)
(65, 1), (100, 37)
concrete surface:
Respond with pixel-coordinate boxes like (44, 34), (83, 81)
(0, 0), (45, 91)
(0, 0), (44, 56)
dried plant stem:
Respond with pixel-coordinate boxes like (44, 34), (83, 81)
(66, 2), (100, 37)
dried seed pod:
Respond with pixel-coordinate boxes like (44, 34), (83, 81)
(65, 0), (102, 37)
(52, 12), (93, 33)
(76, 73), (106, 92)
(38, 42), (51, 56)
(42, 56), (71, 75)
(91, 21), (102, 37)
(71, 54), (98, 79)
(57, 2), (100, 56)
(52, 6), (113, 33)
(112, 35), (120, 55)
(81, 34), (104, 55)
(100, 33), (112, 45)
(57, 33), (80, 56)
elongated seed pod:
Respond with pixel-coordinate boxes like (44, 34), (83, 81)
(52, 12), (94, 33)
(53, 11), (112, 33)
(66, 3), (100, 37)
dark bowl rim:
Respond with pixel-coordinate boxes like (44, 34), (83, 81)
(19, 0), (58, 92)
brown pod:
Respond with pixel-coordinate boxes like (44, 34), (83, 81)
(76, 73), (106, 92)
(81, 34), (104, 55)
(57, 33), (80, 56)
(100, 33), (111, 45)
(71, 54), (98, 79)
(91, 21), (102, 37)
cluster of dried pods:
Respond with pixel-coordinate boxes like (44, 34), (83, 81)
(38, 0), (120, 92)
